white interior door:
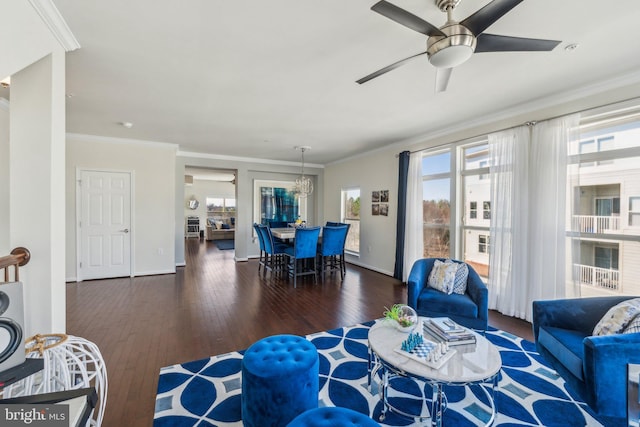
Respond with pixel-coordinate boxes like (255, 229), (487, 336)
(79, 170), (131, 280)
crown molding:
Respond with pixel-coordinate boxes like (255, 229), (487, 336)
(0, 98), (9, 111)
(328, 69), (640, 166)
(177, 150), (324, 169)
(28, 0), (80, 52)
(67, 133), (179, 150)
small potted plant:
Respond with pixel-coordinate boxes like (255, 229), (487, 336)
(383, 304), (418, 332)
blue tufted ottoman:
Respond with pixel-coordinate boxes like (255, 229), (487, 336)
(287, 407), (381, 427)
(241, 334), (319, 427)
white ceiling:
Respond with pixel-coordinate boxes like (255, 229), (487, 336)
(13, 0), (640, 164)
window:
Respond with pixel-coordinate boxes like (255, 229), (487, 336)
(206, 197), (236, 227)
(595, 197), (620, 216)
(579, 136), (615, 167)
(422, 151), (451, 258)
(418, 141), (491, 280)
(479, 160), (488, 180)
(341, 188), (360, 254)
(483, 201), (491, 220)
(630, 197), (640, 226)
(594, 246), (618, 270)
(461, 141), (491, 280)
(478, 235), (489, 253)
(569, 108), (640, 296)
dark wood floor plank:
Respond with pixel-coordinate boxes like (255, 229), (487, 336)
(66, 238), (533, 427)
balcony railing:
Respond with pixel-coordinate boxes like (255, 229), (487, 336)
(572, 215), (620, 234)
(573, 263), (619, 291)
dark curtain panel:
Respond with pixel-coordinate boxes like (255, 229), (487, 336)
(394, 151), (410, 280)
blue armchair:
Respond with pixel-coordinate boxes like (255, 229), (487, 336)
(407, 258), (488, 331)
(533, 296), (640, 425)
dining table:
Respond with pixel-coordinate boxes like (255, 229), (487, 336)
(269, 227), (297, 240)
(270, 226), (323, 241)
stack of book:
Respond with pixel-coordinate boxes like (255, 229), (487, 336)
(423, 317), (476, 346)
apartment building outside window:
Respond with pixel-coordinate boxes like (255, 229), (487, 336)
(569, 107), (640, 297)
(461, 142), (491, 280)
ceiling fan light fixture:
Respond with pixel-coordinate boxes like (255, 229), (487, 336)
(427, 24), (476, 68)
(428, 44), (474, 68)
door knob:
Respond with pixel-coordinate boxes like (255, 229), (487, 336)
(120, 228), (129, 233)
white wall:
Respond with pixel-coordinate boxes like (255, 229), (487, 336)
(10, 51), (67, 335)
(0, 103), (8, 255)
(2, 0), (77, 337)
(323, 150), (398, 275)
(0, 1), (62, 81)
(66, 136), (177, 279)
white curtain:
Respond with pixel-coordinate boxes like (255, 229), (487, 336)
(525, 114), (581, 319)
(403, 152), (424, 282)
(488, 125), (530, 318)
(488, 114), (580, 321)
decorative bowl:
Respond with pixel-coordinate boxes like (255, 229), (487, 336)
(383, 304), (418, 333)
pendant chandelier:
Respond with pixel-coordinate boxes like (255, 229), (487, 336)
(294, 146), (313, 198)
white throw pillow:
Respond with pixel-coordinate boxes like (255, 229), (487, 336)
(593, 298), (640, 336)
(623, 314), (640, 334)
(427, 260), (458, 294)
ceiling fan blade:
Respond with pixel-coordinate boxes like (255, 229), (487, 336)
(371, 0), (445, 37)
(475, 33), (561, 52)
(356, 51), (427, 84)
(435, 68), (452, 93)
(461, 0), (524, 35)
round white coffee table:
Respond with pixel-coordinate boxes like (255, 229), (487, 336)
(368, 318), (501, 426)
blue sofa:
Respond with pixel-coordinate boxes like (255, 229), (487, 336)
(533, 296), (640, 426)
(407, 258), (488, 331)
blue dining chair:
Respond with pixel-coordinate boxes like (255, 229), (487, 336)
(267, 220), (289, 229)
(283, 226), (321, 288)
(317, 225), (349, 280)
(256, 224), (288, 276)
(253, 223), (266, 272)
(326, 221), (351, 274)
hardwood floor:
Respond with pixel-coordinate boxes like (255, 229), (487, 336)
(66, 238), (533, 427)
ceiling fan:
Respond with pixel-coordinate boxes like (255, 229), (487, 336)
(357, 0), (561, 92)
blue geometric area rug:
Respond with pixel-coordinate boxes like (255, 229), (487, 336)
(154, 320), (605, 426)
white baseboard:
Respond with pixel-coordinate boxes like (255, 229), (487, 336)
(346, 259), (393, 277)
(133, 269), (176, 277)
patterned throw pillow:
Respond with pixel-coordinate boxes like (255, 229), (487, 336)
(593, 298), (640, 336)
(427, 260), (458, 294)
(452, 263), (469, 295)
(623, 314), (640, 334)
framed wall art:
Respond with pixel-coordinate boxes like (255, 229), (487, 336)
(253, 180), (305, 226)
